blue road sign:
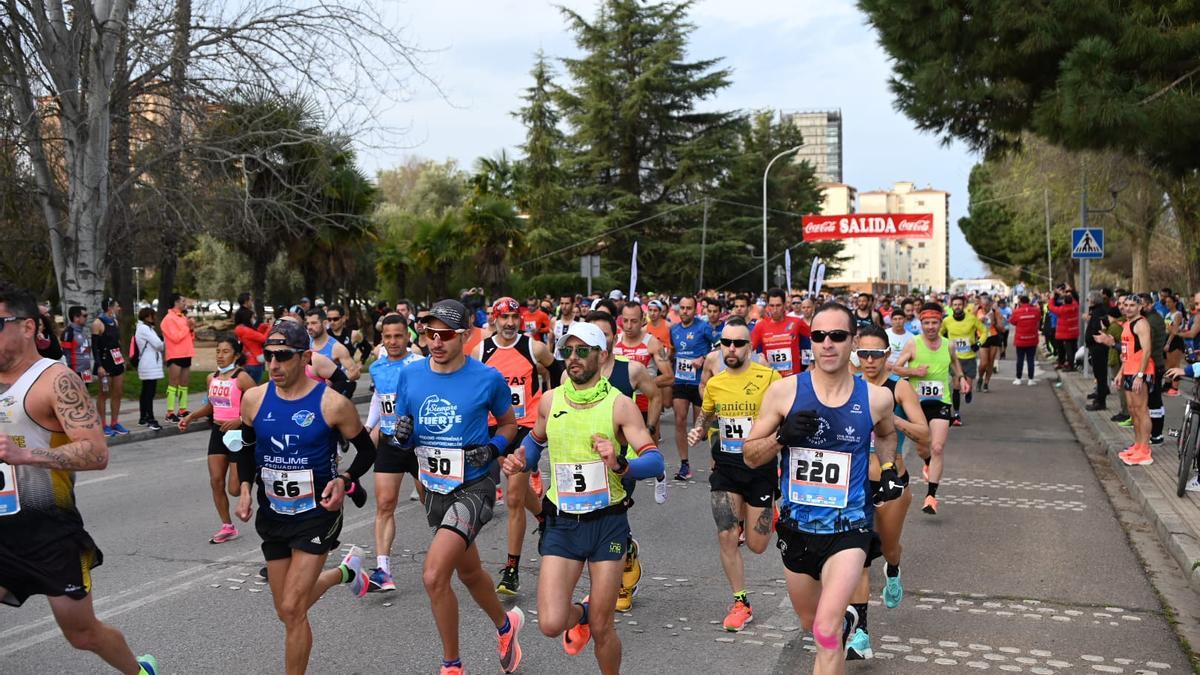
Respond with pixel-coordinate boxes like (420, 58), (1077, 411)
(1071, 228), (1104, 259)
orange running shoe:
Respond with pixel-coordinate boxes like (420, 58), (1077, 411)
(922, 495), (939, 515)
(529, 471), (544, 498)
(1122, 446), (1154, 466)
(439, 664), (463, 675)
(723, 599), (753, 632)
(497, 607), (524, 673)
(562, 596), (592, 656)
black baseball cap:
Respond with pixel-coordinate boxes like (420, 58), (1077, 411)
(266, 319), (309, 350)
(426, 299), (471, 331)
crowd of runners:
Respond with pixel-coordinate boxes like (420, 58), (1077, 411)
(3, 278), (1194, 674)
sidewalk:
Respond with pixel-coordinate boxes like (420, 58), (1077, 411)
(1057, 367), (1200, 591)
(104, 373), (374, 448)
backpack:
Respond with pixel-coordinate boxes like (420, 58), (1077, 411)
(128, 334), (140, 368)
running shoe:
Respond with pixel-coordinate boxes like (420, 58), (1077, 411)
(110, 423), (130, 435)
(146, 420), (162, 431)
(439, 664), (463, 675)
(496, 565), (520, 596)
(615, 585), (635, 612)
(1117, 417), (1134, 428)
(368, 567), (396, 593)
(410, 485), (420, 501)
(178, 409), (191, 419)
(1166, 388), (1181, 397)
(922, 495), (939, 515)
(103, 425), (116, 437)
(497, 606), (524, 673)
(258, 566), (268, 580)
(1012, 378), (1023, 386)
(529, 470), (544, 498)
(723, 599), (753, 632)
(883, 569), (903, 608)
(137, 654), (159, 675)
(137, 418), (149, 427)
(209, 524), (239, 544)
(674, 463), (692, 481)
(341, 545), (369, 598)
(1027, 378), (1037, 386)
(1111, 413), (1130, 423)
(165, 412), (179, 423)
(965, 390), (973, 404)
(1121, 447), (1154, 466)
(496, 486), (503, 502)
(1185, 476), (1200, 492)
(622, 540), (642, 594)
(654, 477), (668, 504)
(841, 605), (861, 653)
(846, 628), (873, 660)
(562, 597), (592, 656)
(1150, 435), (1165, 446)
(737, 521), (745, 547)
(951, 416), (963, 427)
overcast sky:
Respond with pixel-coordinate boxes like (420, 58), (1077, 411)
(355, 0), (986, 279)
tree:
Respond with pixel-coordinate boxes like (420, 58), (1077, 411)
(376, 158), (469, 216)
(513, 52), (569, 276)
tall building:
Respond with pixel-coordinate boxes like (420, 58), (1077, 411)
(783, 110), (843, 183)
(819, 181), (950, 294)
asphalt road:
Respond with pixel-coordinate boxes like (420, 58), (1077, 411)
(1, 380), (1195, 674)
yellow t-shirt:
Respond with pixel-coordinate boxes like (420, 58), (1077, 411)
(703, 362), (780, 465)
(941, 312), (986, 361)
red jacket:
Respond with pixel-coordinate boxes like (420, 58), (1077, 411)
(1009, 304), (1041, 348)
(1048, 298), (1080, 339)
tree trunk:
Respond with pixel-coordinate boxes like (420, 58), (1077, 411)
(110, 15), (135, 317)
(155, 0), (193, 313)
(1165, 174), (1200, 294)
(251, 254), (269, 321)
(1129, 224), (1151, 291)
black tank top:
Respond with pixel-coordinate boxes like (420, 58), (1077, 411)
(608, 358), (633, 398)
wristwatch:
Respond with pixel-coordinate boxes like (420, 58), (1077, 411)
(615, 455), (630, 476)
(647, 424), (657, 436)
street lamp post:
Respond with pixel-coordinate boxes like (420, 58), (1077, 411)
(131, 267), (144, 308)
(763, 145), (804, 293)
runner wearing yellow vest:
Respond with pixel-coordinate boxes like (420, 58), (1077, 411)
(939, 295), (986, 425)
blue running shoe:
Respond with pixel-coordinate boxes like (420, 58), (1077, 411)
(137, 654), (159, 674)
(883, 569), (903, 608)
(674, 463), (692, 480)
(368, 567), (396, 592)
(103, 425), (116, 437)
(846, 628), (872, 660)
(111, 423), (130, 435)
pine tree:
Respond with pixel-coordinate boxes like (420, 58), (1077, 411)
(513, 52), (569, 276)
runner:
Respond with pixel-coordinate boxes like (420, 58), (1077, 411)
(686, 318), (780, 631)
(179, 337), (258, 544)
(500, 321), (665, 675)
(614, 301), (674, 442)
(91, 298), (129, 437)
(939, 295), (985, 426)
(670, 296), (714, 480)
(704, 298), (726, 340)
(885, 311), (913, 367)
(975, 293), (1006, 391)
(388, 299), (525, 675)
(305, 309), (361, 383)
(553, 294), (580, 344)
(230, 318), (375, 674)
(364, 314), (427, 594)
(645, 300), (673, 410)
(742, 302), (902, 674)
(853, 293), (884, 330)
(160, 293), (196, 423)
(61, 306), (94, 388)
(520, 296), (552, 344)
(893, 302), (971, 515)
(751, 287), (809, 378)
(845, 325), (929, 660)
(473, 297), (555, 597)
(1, 284), (160, 674)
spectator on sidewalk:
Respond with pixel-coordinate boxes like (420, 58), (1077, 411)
(1085, 291), (1112, 410)
(92, 297), (129, 436)
(134, 307), (164, 431)
(61, 305), (94, 387)
(1009, 295), (1041, 385)
(1139, 293), (1168, 444)
(1048, 286), (1080, 371)
(1040, 291), (1059, 362)
(233, 299), (267, 383)
(160, 293), (196, 423)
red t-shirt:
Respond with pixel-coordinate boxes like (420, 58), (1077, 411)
(751, 315), (810, 377)
(519, 308), (552, 343)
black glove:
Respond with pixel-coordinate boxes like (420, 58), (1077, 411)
(776, 410), (822, 446)
(971, 342), (980, 352)
(346, 477), (368, 509)
(873, 467), (904, 505)
(392, 415), (414, 445)
(463, 443), (499, 467)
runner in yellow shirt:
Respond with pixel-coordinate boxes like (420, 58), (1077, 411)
(940, 295), (986, 426)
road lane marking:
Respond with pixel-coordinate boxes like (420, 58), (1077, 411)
(75, 473), (128, 487)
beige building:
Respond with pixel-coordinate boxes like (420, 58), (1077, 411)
(784, 110), (843, 183)
(818, 181), (950, 294)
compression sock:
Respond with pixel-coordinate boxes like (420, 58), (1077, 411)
(885, 562), (900, 578)
(507, 554), (520, 568)
(377, 555), (390, 575)
(927, 482), (939, 498)
(442, 658), (462, 670)
(852, 602), (869, 632)
(165, 386), (177, 413)
(178, 386), (189, 411)
(734, 590), (749, 607)
(952, 389), (961, 413)
(338, 563), (353, 583)
(498, 614), (511, 635)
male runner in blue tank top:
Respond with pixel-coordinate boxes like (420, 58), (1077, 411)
(744, 302), (903, 674)
(232, 319), (377, 675)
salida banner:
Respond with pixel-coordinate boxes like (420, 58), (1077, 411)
(801, 213), (934, 241)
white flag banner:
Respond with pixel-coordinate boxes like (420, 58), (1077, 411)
(808, 256), (821, 294)
(629, 241), (638, 299)
(784, 248), (793, 293)
(815, 262), (827, 295)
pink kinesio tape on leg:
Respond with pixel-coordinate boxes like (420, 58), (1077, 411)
(813, 625), (840, 650)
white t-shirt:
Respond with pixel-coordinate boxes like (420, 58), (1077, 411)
(887, 329), (913, 366)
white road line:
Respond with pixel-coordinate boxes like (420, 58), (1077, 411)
(184, 456), (209, 463)
(0, 502), (416, 656)
(74, 473), (128, 487)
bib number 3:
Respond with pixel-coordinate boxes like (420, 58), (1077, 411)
(553, 461), (611, 514)
(0, 462), (19, 516)
(787, 448), (850, 509)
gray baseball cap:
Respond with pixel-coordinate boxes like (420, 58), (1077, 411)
(426, 299), (471, 331)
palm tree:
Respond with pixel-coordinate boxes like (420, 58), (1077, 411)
(406, 211), (464, 300)
(462, 194), (524, 294)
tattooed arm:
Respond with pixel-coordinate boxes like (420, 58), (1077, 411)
(0, 368), (109, 471)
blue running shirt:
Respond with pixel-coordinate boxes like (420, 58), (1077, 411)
(369, 352), (424, 436)
(670, 320), (714, 384)
(253, 381), (338, 520)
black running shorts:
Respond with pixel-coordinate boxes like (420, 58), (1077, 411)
(256, 510), (343, 561)
(0, 527), (102, 607)
(776, 525), (880, 580)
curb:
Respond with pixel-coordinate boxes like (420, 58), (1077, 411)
(1056, 370), (1200, 592)
(107, 389), (374, 448)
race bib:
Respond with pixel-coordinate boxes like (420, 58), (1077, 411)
(916, 379), (945, 400)
(0, 462), (19, 516)
(81, 371), (93, 384)
(787, 448), (850, 509)
(210, 379), (234, 411)
(509, 385), (526, 419)
(952, 338), (970, 354)
(675, 356), (698, 383)
(718, 416), (753, 454)
(417, 446), (464, 494)
(109, 348), (124, 365)
(261, 467), (316, 515)
(379, 393), (397, 435)
(525, 321), (538, 334)
(553, 460), (611, 514)
(766, 348), (793, 373)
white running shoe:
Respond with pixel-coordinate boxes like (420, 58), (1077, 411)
(1186, 477), (1200, 492)
(1027, 378), (1037, 386)
(342, 545), (369, 598)
(410, 486), (419, 501)
(1012, 378), (1023, 386)
(654, 477), (668, 504)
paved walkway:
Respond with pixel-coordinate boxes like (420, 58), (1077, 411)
(1057, 367), (1200, 591)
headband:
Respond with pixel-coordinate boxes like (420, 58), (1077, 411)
(919, 310), (943, 321)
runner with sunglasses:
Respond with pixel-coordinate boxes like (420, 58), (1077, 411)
(501, 321), (664, 675)
(892, 302), (971, 515)
(473, 297), (555, 597)
(751, 287), (810, 378)
(743, 302), (902, 673)
(231, 318), (377, 675)
(388, 299), (526, 675)
(845, 325), (929, 660)
(686, 318), (780, 632)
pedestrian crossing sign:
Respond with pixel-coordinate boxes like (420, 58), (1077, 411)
(1071, 228), (1104, 259)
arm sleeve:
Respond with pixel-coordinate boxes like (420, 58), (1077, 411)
(521, 430), (546, 469)
(236, 425), (256, 486)
(327, 367), (352, 396)
(344, 428), (377, 480)
(626, 448), (665, 480)
(365, 392), (381, 430)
